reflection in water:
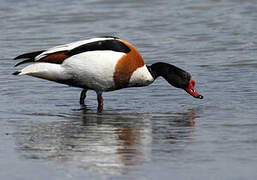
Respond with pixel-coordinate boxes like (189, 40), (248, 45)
(15, 108), (198, 174)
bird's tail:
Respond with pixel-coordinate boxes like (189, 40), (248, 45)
(12, 63), (68, 82)
(14, 50), (45, 67)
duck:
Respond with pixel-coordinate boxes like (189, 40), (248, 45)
(13, 36), (203, 111)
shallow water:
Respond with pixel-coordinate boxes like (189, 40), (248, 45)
(1, 0), (257, 179)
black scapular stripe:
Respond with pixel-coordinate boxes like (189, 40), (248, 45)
(14, 50), (45, 60)
(66, 39), (131, 56)
(14, 50), (46, 67)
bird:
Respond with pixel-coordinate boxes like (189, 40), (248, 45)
(13, 36), (203, 111)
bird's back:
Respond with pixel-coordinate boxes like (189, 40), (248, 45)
(14, 37), (154, 91)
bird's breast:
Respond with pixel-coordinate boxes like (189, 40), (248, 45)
(128, 65), (154, 87)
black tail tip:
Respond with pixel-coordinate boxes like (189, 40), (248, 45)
(12, 71), (21, 75)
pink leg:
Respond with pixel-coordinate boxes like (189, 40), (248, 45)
(97, 92), (103, 112)
(80, 89), (88, 105)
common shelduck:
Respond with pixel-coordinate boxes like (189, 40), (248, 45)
(13, 36), (203, 111)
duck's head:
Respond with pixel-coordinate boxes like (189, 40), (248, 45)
(149, 62), (203, 99)
(184, 79), (203, 99)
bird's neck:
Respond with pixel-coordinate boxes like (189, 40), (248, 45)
(148, 62), (185, 79)
(147, 62), (191, 89)
(146, 65), (158, 80)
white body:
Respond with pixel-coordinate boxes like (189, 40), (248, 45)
(18, 45), (154, 92)
(62, 50), (125, 91)
(128, 65), (154, 87)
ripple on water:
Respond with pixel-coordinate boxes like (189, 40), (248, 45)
(9, 106), (199, 175)
(1, 0), (257, 179)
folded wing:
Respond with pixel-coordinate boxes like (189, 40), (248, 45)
(14, 37), (131, 67)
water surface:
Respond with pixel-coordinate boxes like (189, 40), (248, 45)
(1, 0), (257, 179)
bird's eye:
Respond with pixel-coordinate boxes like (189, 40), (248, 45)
(191, 89), (195, 92)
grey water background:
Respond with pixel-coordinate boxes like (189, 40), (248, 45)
(1, 0), (257, 179)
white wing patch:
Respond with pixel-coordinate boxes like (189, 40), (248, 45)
(35, 37), (114, 61)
